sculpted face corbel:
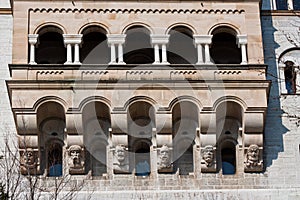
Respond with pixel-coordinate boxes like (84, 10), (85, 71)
(68, 145), (85, 174)
(244, 144), (263, 172)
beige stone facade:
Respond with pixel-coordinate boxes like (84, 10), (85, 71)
(6, 0), (273, 198)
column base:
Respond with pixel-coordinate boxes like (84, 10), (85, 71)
(240, 61), (248, 65)
(29, 61), (37, 65)
(64, 61), (73, 65)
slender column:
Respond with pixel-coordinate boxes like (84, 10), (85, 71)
(196, 44), (204, 64)
(204, 44), (211, 64)
(110, 44), (117, 64)
(118, 43), (124, 64)
(65, 44), (72, 64)
(107, 34), (126, 65)
(161, 44), (168, 64)
(63, 34), (82, 65)
(237, 35), (248, 65)
(29, 44), (36, 64)
(28, 34), (38, 65)
(271, 0), (277, 10)
(74, 44), (81, 64)
(287, 0), (294, 10)
(241, 44), (248, 65)
(151, 35), (169, 64)
(194, 35), (212, 64)
(154, 44), (160, 64)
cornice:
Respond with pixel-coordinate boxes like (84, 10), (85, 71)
(0, 8), (12, 15)
(28, 8), (245, 15)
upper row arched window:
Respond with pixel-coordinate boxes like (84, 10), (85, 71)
(31, 25), (244, 65)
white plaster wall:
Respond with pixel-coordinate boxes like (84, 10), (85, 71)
(0, 10), (16, 152)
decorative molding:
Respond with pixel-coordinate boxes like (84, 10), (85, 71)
(29, 8), (245, 15)
(214, 70), (242, 75)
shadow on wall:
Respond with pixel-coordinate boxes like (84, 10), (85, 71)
(261, 13), (289, 168)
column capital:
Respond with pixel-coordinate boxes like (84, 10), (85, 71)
(28, 34), (39, 45)
(150, 34), (169, 45)
(237, 35), (248, 45)
(63, 34), (83, 46)
(193, 35), (212, 45)
(107, 34), (126, 45)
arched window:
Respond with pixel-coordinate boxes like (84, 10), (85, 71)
(216, 101), (243, 175)
(172, 101), (198, 175)
(279, 49), (300, 94)
(167, 26), (197, 64)
(83, 101), (111, 176)
(80, 26), (109, 64)
(128, 101), (155, 176)
(210, 27), (241, 64)
(124, 26), (154, 64)
(35, 26), (66, 64)
(37, 101), (66, 176)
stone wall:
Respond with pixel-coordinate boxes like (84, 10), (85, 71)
(0, 4), (16, 151)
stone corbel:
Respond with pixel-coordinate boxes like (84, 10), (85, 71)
(200, 112), (217, 172)
(20, 148), (40, 175)
(157, 144), (173, 173)
(67, 135), (85, 174)
(244, 144), (263, 172)
(113, 144), (130, 174)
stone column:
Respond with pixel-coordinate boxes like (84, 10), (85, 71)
(28, 34), (39, 65)
(237, 35), (248, 65)
(63, 34), (82, 65)
(151, 34), (170, 65)
(194, 35), (212, 64)
(74, 44), (81, 64)
(287, 0), (294, 10)
(107, 34), (126, 64)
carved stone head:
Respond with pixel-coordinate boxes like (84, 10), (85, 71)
(22, 148), (36, 166)
(202, 145), (214, 167)
(159, 144), (170, 168)
(68, 145), (83, 168)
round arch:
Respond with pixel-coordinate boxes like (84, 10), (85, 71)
(208, 23), (241, 36)
(33, 22), (66, 35)
(166, 23), (196, 35)
(33, 96), (68, 113)
(212, 96), (247, 112)
(168, 96), (203, 112)
(123, 96), (158, 112)
(78, 22), (110, 34)
(122, 22), (153, 34)
(77, 96), (111, 113)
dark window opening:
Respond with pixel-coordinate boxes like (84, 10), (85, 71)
(175, 144), (194, 175)
(48, 143), (63, 177)
(284, 61), (297, 94)
(80, 29), (109, 64)
(90, 148), (107, 176)
(294, 0), (300, 10)
(134, 143), (150, 176)
(124, 26), (154, 64)
(36, 31), (66, 64)
(276, 0), (288, 10)
(167, 27), (197, 64)
(221, 147), (236, 175)
(210, 32), (241, 64)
